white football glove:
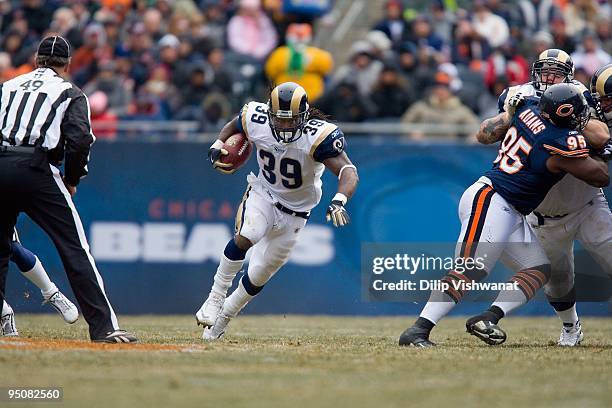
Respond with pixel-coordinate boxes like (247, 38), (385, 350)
(506, 92), (525, 116)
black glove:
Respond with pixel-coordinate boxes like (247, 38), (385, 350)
(208, 141), (234, 174)
(208, 147), (223, 164)
(595, 138), (612, 162)
(326, 199), (350, 227)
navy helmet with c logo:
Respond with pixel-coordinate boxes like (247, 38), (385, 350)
(539, 83), (589, 131)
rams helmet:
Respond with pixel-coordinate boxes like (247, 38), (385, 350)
(268, 82), (310, 143)
(590, 63), (612, 128)
(539, 83), (590, 131)
(531, 49), (574, 91)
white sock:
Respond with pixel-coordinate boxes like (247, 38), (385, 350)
(21, 258), (57, 298)
(2, 300), (12, 315)
(419, 291), (458, 325)
(210, 255), (244, 297)
(491, 290), (528, 316)
(222, 281), (253, 317)
(555, 304), (579, 325)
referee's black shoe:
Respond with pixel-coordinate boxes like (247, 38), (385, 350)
(93, 330), (138, 344)
(398, 325), (436, 347)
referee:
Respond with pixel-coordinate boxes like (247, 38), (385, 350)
(0, 36), (137, 343)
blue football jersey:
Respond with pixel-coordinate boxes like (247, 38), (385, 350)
(485, 104), (590, 215)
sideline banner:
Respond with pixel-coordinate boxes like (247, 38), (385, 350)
(7, 140), (611, 315)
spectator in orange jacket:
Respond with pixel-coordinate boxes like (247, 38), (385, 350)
(265, 23), (333, 102)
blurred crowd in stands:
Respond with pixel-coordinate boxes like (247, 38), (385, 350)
(0, 0), (611, 139)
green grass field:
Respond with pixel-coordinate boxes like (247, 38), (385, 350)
(0, 315), (610, 408)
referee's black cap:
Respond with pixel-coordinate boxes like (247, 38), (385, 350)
(37, 35), (71, 58)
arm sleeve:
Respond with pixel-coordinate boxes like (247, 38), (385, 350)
(543, 130), (590, 158)
(60, 93), (95, 186)
(312, 127), (346, 163)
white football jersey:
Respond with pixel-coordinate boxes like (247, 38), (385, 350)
(499, 80), (590, 112)
(535, 174), (601, 216)
(499, 81), (600, 216)
(239, 102), (345, 212)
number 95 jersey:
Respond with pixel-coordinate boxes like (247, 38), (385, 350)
(484, 104), (590, 215)
(237, 102), (346, 212)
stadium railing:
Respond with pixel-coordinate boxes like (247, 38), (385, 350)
(93, 120), (480, 142)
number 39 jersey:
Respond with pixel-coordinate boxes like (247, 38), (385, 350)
(236, 101), (346, 212)
(484, 104), (590, 215)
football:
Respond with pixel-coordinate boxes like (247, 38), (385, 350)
(220, 132), (252, 170)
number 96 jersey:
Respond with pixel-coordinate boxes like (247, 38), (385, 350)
(236, 102), (346, 212)
(484, 104), (590, 215)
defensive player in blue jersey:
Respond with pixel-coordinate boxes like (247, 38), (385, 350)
(486, 56), (611, 346)
(399, 83), (609, 347)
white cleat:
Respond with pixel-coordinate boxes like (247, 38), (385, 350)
(44, 291), (79, 324)
(195, 292), (225, 327)
(1, 306), (18, 337)
(558, 321), (584, 346)
(202, 314), (231, 341)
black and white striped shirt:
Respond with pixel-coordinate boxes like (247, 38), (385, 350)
(0, 67), (95, 185)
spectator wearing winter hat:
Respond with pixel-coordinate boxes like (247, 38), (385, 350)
(265, 23), (333, 102)
(401, 71), (479, 139)
(315, 81), (375, 122)
(365, 30), (394, 62)
(373, 0), (408, 50)
(406, 14), (445, 55)
(83, 60), (133, 116)
(370, 63), (414, 119)
(428, 0), (456, 45)
(71, 23), (112, 74)
(157, 33), (192, 90)
(329, 40), (383, 97)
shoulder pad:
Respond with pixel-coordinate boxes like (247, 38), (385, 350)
(310, 125), (346, 163)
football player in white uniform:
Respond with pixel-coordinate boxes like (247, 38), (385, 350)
(195, 82), (358, 340)
(479, 51), (611, 346)
(2, 228), (78, 336)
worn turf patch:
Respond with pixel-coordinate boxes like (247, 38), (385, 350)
(0, 336), (206, 352)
